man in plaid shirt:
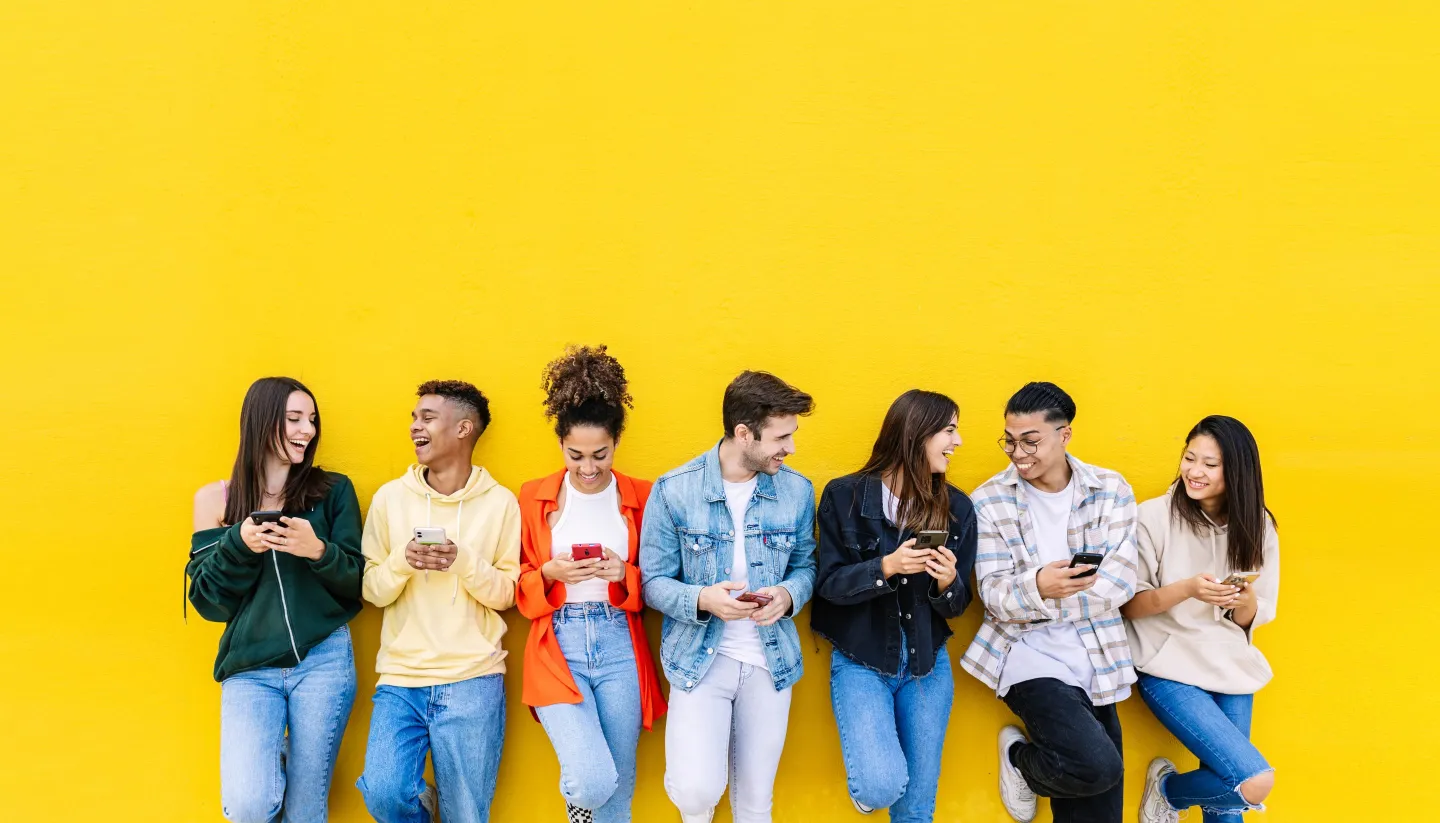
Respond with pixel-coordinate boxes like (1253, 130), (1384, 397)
(960, 383), (1139, 823)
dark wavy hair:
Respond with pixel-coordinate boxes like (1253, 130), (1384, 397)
(857, 389), (960, 532)
(1169, 415), (1277, 572)
(541, 344), (633, 439)
(224, 377), (333, 526)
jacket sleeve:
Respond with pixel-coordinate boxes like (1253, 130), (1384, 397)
(361, 491), (416, 608)
(1054, 480), (1139, 621)
(640, 483), (709, 625)
(814, 484), (896, 606)
(456, 496), (521, 611)
(517, 502), (567, 620)
(928, 504), (977, 619)
(775, 483), (817, 617)
(975, 503), (1062, 624)
(186, 524), (265, 622)
(609, 544), (645, 613)
(306, 477), (365, 601)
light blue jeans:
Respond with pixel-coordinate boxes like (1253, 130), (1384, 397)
(830, 644), (954, 823)
(1138, 673), (1272, 823)
(535, 603), (643, 823)
(357, 673), (506, 823)
(219, 624), (357, 823)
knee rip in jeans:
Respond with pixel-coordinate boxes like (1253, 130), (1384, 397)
(1238, 769), (1275, 806)
(222, 793), (283, 823)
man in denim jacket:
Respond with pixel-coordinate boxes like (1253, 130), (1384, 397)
(641, 371), (817, 823)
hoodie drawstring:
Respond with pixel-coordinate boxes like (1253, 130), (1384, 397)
(425, 492), (463, 605)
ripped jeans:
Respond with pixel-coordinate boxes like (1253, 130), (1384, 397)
(1138, 674), (1272, 823)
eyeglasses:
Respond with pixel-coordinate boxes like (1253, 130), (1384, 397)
(998, 426), (1065, 455)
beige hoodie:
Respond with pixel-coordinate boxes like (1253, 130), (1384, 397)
(1126, 493), (1280, 695)
(362, 464), (521, 687)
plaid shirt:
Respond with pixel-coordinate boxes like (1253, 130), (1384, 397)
(959, 454), (1139, 705)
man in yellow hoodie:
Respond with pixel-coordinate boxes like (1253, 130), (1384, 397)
(356, 380), (521, 823)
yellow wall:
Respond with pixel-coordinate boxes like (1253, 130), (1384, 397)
(1, 2), (1435, 820)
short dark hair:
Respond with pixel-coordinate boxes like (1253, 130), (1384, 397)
(1005, 381), (1076, 424)
(418, 379), (492, 433)
(722, 371), (814, 438)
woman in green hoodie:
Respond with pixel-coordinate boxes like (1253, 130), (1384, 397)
(187, 376), (365, 823)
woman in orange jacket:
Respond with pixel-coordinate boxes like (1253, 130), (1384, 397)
(517, 345), (667, 823)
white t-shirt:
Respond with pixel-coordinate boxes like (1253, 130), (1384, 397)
(549, 472), (630, 604)
(715, 476), (768, 669)
(997, 475), (1097, 697)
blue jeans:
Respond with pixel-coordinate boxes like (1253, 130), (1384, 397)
(535, 603), (643, 823)
(357, 673), (506, 823)
(219, 625), (357, 823)
(830, 645), (954, 823)
(1138, 673), (1271, 823)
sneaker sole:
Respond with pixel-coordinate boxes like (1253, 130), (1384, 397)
(998, 731), (1036, 823)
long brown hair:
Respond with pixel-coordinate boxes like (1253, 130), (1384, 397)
(857, 390), (959, 533)
(1169, 415), (1277, 572)
(223, 377), (334, 526)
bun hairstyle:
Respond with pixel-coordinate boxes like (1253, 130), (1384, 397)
(541, 344), (634, 440)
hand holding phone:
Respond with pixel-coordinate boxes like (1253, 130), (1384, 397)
(1068, 551), (1105, 579)
(736, 591), (773, 606)
(571, 543), (604, 561)
(1037, 557), (1101, 599)
(239, 512), (281, 554)
(1221, 571), (1260, 588)
(415, 526), (447, 545)
(882, 537), (934, 578)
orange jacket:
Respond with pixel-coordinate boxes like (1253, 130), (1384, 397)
(516, 469), (667, 729)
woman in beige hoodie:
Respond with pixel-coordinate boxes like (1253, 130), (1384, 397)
(1121, 416), (1279, 823)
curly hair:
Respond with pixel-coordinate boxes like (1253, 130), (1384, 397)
(417, 379), (492, 433)
(541, 344), (634, 439)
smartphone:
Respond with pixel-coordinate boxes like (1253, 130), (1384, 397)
(414, 526), (447, 545)
(250, 510), (284, 527)
(1222, 571), (1260, 587)
(913, 530), (949, 552)
(571, 543), (604, 561)
(1068, 551), (1105, 578)
(736, 591), (773, 606)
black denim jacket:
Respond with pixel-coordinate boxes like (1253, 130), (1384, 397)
(810, 472), (977, 677)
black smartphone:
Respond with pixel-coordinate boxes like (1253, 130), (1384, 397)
(250, 510), (284, 527)
(1068, 551), (1104, 578)
(913, 530), (949, 551)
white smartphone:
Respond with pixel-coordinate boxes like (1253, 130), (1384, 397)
(415, 526), (447, 545)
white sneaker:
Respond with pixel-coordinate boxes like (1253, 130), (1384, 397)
(1140, 758), (1179, 823)
(998, 726), (1037, 822)
(851, 796), (874, 815)
(420, 783), (439, 821)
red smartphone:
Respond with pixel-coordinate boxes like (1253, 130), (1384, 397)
(736, 591), (773, 606)
(571, 543), (604, 561)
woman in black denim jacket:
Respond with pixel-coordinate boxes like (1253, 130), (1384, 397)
(811, 389), (978, 823)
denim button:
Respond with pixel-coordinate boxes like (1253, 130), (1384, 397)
(909, 648), (916, 654)
(901, 578), (908, 585)
(707, 647), (714, 654)
(875, 579), (884, 587)
(725, 568), (732, 574)
(686, 680), (693, 687)
(946, 592), (953, 599)
(905, 613), (912, 620)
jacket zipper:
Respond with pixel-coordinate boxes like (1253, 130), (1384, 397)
(271, 550), (301, 664)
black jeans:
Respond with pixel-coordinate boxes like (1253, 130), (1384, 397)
(1002, 678), (1124, 823)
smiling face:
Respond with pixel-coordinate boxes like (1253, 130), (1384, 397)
(410, 394), (474, 465)
(1179, 433), (1227, 507)
(924, 413), (962, 474)
(1002, 411), (1070, 483)
(737, 414), (798, 476)
(273, 390), (317, 464)
(561, 424), (616, 493)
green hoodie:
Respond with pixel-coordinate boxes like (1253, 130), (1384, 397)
(187, 472), (365, 681)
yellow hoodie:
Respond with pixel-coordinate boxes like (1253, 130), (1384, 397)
(361, 464), (521, 687)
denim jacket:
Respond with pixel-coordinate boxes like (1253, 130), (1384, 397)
(639, 443), (817, 692)
(810, 472), (977, 677)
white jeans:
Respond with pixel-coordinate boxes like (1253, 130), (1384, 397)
(664, 654), (794, 823)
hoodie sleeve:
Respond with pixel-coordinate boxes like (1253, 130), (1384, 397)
(362, 487), (417, 608)
(307, 477), (365, 601)
(456, 494), (521, 611)
(186, 524), (265, 623)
